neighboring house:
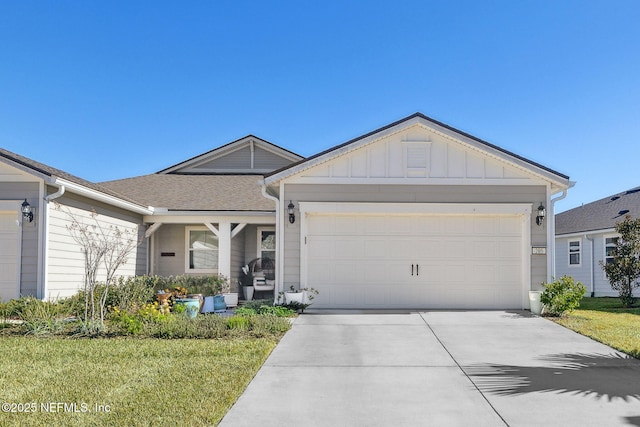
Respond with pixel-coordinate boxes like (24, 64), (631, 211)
(0, 148), (150, 300)
(555, 187), (640, 297)
(0, 113), (572, 309)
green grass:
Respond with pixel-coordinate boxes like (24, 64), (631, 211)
(554, 297), (640, 358)
(0, 337), (278, 426)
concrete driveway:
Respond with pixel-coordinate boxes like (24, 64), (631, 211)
(219, 311), (640, 427)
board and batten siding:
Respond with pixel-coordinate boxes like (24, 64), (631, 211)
(282, 184), (548, 290)
(46, 197), (146, 300)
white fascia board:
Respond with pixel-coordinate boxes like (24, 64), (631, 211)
(299, 202), (532, 216)
(416, 120), (571, 190)
(142, 212), (276, 224)
(555, 228), (616, 239)
(53, 178), (153, 215)
(285, 176), (550, 186)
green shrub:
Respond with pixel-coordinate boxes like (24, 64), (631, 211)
(234, 307), (257, 316)
(242, 299), (274, 310)
(150, 315), (228, 339)
(541, 276), (587, 316)
(19, 298), (71, 335)
(258, 305), (297, 317)
(112, 275), (157, 311)
(226, 315), (250, 330)
(248, 315), (292, 337)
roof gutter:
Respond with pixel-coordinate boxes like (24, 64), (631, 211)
(44, 183), (65, 202)
(52, 177), (154, 215)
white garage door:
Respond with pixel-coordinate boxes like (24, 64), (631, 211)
(0, 208), (21, 301)
(304, 211), (525, 309)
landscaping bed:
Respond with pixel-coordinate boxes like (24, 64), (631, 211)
(0, 275), (298, 426)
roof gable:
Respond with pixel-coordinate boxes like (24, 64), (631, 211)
(0, 147), (150, 213)
(264, 113), (571, 191)
(159, 135), (303, 175)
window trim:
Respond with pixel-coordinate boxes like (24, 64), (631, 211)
(603, 234), (619, 278)
(257, 226), (276, 260)
(568, 239), (581, 267)
(185, 226), (219, 273)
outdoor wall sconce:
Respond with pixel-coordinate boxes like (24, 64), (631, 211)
(288, 201), (296, 224)
(21, 199), (34, 223)
(536, 203), (546, 226)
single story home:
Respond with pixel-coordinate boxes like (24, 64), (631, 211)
(1, 112), (572, 309)
(555, 186), (640, 297)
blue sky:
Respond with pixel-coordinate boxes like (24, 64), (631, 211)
(1, 1), (638, 213)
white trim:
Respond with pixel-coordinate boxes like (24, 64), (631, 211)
(159, 136), (303, 174)
(283, 177), (546, 186)
(53, 178), (153, 215)
(184, 226), (219, 274)
(568, 239), (582, 267)
(555, 229), (616, 239)
(603, 234), (619, 279)
(231, 223), (247, 239)
(204, 223), (219, 237)
(142, 213), (275, 224)
(299, 202), (532, 309)
(257, 226), (276, 259)
(299, 202), (532, 216)
(265, 116), (570, 189)
(145, 223), (163, 239)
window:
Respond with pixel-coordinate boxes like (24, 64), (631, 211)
(569, 240), (581, 266)
(604, 236), (618, 265)
(186, 227), (218, 272)
(257, 227), (275, 265)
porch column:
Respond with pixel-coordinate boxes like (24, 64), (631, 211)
(218, 222), (232, 280)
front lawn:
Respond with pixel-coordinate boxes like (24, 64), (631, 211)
(553, 297), (640, 358)
(0, 337), (276, 426)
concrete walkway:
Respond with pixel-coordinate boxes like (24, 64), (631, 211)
(219, 311), (640, 427)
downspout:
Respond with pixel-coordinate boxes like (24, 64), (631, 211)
(261, 183), (280, 302)
(585, 234), (595, 297)
(549, 188), (570, 281)
(41, 183), (66, 300)
(45, 184), (66, 202)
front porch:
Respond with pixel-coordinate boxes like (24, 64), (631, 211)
(143, 213), (277, 297)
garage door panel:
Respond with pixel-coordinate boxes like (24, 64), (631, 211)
(0, 211), (20, 301)
(305, 212), (524, 309)
(363, 239), (387, 258)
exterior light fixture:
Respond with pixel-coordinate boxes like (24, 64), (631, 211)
(536, 203), (546, 226)
(288, 201), (295, 224)
(21, 199), (33, 223)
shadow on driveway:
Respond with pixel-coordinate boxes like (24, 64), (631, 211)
(465, 352), (640, 402)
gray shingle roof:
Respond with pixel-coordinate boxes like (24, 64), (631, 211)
(100, 174), (274, 212)
(0, 147), (147, 208)
(555, 187), (640, 235)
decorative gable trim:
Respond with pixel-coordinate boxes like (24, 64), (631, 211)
(264, 113), (570, 191)
(158, 135), (303, 175)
